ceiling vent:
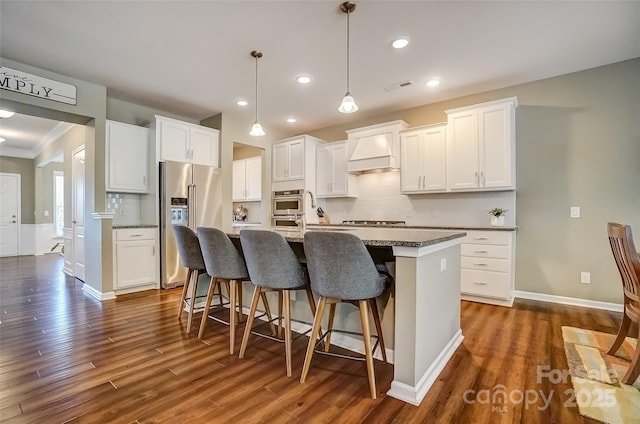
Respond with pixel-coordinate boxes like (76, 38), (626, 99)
(384, 80), (414, 92)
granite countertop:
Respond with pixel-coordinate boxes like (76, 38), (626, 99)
(307, 223), (518, 232)
(113, 224), (158, 229)
(225, 225), (465, 248)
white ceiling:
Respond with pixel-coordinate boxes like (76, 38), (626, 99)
(0, 113), (71, 161)
(1, 1), (639, 136)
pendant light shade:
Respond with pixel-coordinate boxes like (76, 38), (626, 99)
(249, 50), (265, 136)
(338, 2), (358, 114)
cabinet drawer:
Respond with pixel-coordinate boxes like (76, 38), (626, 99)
(463, 231), (510, 246)
(461, 243), (510, 259)
(461, 256), (509, 273)
(115, 228), (156, 241)
(461, 269), (510, 300)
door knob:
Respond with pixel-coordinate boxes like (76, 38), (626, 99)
(12, 215), (16, 218)
(12, 220), (16, 223)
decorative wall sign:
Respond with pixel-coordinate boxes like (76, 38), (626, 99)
(0, 66), (77, 105)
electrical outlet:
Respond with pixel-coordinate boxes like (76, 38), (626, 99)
(580, 272), (591, 284)
(44, 210), (49, 217)
(570, 207), (581, 218)
(440, 258), (447, 272)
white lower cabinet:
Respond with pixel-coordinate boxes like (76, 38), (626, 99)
(113, 228), (158, 292)
(460, 230), (515, 306)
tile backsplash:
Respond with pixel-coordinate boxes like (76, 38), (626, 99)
(107, 193), (142, 226)
(319, 171), (516, 227)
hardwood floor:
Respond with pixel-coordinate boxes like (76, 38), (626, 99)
(0, 254), (623, 423)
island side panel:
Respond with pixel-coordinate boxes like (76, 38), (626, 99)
(389, 241), (463, 405)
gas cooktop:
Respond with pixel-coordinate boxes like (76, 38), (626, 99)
(342, 220), (406, 226)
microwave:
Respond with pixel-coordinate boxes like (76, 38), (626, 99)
(272, 189), (304, 215)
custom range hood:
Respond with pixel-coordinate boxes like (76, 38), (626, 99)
(346, 120), (408, 173)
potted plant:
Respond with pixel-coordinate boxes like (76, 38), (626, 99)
(488, 208), (508, 227)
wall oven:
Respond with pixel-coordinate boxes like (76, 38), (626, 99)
(272, 189), (304, 215)
(272, 189), (303, 228)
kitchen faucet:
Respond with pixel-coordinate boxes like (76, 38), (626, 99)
(296, 190), (316, 230)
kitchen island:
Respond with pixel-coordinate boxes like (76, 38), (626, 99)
(226, 226), (465, 405)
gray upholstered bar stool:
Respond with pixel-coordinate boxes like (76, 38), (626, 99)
(196, 226), (250, 355)
(238, 229), (317, 377)
(301, 231), (388, 399)
(173, 225), (207, 333)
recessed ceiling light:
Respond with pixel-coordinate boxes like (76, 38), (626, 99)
(426, 79), (440, 87)
(236, 100), (248, 106)
(286, 117), (297, 123)
(392, 37), (410, 49)
(296, 75), (311, 84)
(0, 110), (15, 118)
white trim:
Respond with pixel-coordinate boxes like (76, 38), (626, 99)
(0, 146), (36, 159)
(444, 96), (518, 114)
(34, 122), (75, 160)
(461, 294), (515, 307)
(82, 283), (116, 301)
(386, 329), (464, 406)
(114, 284), (158, 295)
(393, 237), (461, 258)
(514, 290), (623, 312)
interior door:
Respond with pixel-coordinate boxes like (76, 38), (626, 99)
(72, 146), (85, 281)
(0, 173), (20, 256)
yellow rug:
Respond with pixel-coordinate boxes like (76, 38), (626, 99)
(562, 326), (640, 424)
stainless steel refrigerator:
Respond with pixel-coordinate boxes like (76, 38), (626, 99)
(159, 161), (221, 288)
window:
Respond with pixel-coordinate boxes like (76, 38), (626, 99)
(53, 171), (64, 237)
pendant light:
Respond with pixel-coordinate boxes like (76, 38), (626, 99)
(249, 50), (265, 136)
(338, 1), (358, 114)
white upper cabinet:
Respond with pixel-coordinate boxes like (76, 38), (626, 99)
(445, 98), (517, 191)
(316, 141), (357, 198)
(156, 115), (219, 167)
(232, 156), (262, 201)
(272, 137), (305, 182)
(400, 124), (447, 193)
(106, 120), (149, 193)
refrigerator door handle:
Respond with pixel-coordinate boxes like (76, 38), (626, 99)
(188, 183), (197, 229)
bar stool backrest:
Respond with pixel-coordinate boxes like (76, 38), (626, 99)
(240, 230), (306, 290)
(197, 227), (248, 280)
(303, 231), (384, 300)
(172, 225), (205, 271)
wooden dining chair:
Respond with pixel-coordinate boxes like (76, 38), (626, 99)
(607, 222), (640, 384)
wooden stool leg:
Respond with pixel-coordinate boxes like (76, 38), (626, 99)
(260, 292), (277, 336)
(239, 285), (262, 358)
(186, 271), (199, 333)
(608, 312), (631, 355)
(283, 290), (293, 377)
(324, 303), (337, 352)
(369, 298), (387, 363)
(359, 300), (377, 399)
(197, 277), (217, 339)
(277, 291), (283, 338)
(622, 325), (640, 384)
(177, 268), (193, 319)
(301, 296), (327, 384)
(229, 279), (237, 355)
(237, 281), (244, 323)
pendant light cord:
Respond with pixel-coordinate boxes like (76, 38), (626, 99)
(346, 7), (350, 93)
(255, 54), (259, 121)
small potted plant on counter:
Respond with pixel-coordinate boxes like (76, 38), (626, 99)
(488, 208), (508, 227)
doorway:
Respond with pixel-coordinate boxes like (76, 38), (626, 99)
(72, 146), (85, 281)
(0, 173), (20, 256)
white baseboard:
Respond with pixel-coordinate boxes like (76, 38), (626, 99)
(386, 329), (464, 406)
(114, 283), (159, 295)
(82, 283), (116, 301)
(514, 290), (623, 312)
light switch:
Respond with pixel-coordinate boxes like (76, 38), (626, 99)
(570, 207), (581, 218)
(440, 258), (447, 272)
(44, 210), (49, 217)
